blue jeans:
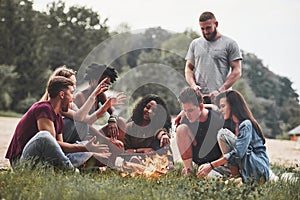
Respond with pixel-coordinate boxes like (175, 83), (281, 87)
(217, 128), (237, 155)
(217, 128), (241, 169)
(20, 131), (74, 170)
(217, 128), (277, 181)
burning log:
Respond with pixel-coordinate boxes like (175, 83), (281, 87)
(124, 160), (146, 171)
(115, 149), (174, 178)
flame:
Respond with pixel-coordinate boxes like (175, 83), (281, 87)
(117, 150), (173, 179)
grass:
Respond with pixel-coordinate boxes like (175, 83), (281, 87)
(0, 163), (299, 200)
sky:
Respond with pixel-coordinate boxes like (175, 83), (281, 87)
(33, 0), (300, 94)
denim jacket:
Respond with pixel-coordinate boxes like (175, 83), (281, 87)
(224, 120), (270, 183)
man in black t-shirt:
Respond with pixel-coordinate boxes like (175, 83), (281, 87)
(176, 87), (228, 176)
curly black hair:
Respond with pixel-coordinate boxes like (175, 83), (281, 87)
(84, 63), (118, 83)
(130, 94), (172, 133)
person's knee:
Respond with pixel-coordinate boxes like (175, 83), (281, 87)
(36, 131), (56, 144)
(176, 124), (193, 159)
(37, 130), (52, 138)
(21, 131), (56, 160)
(176, 124), (189, 139)
(217, 129), (226, 143)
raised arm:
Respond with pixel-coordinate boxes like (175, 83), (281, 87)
(62, 78), (109, 122)
(98, 92), (114, 115)
(84, 92), (126, 125)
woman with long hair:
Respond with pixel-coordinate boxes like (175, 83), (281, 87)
(40, 66), (77, 101)
(197, 90), (270, 183)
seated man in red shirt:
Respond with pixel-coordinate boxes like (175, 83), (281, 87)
(5, 76), (112, 170)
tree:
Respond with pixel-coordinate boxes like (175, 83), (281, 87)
(241, 51), (300, 137)
(0, 0), (111, 112)
(0, 0), (49, 111)
(44, 0), (110, 70)
(161, 33), (192, 75)
(0, 65), (19, 110)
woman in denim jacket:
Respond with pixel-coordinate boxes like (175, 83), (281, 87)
(197, 90), (270, 183)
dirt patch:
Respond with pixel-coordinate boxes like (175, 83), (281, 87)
(0, 117), (20, 168)
(0, 117), (299, 169)
(265, 138), (299, 167)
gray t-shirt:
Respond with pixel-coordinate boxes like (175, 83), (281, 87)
(185, 35), (242, 94)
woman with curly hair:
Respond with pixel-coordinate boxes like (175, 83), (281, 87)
(125, 94), (172, 153)
(74, 63), (126, 143)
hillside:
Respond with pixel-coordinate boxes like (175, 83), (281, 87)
(234, 51), (300, 137)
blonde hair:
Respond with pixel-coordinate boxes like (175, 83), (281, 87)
(40, 65), (76, 101)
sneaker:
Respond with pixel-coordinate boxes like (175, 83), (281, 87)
(269, 169), (279, 182)
(280, 172), (298, 183)
(181, 167), (194, 176)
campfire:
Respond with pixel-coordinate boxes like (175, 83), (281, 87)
(115, 150), (173, 178)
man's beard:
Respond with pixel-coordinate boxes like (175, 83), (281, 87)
(204, 28), (217, 41)
(61, 100), (69, 112)
(62, 105), (68, 112)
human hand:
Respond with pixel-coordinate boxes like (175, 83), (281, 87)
(174, 110), (184, 127)
(92, 152), (112, 160)
(97, 144), (110, 153)
(158, 129), (170, 147)
(107, 121), (119, 139)
(160, 134), (170, 147)
(92, 77), (110, 97)
(209, 90), (220, 103)
(192, 84), (202, 92)
(107, 92), (126, 107)
(196, 163), (212, 178)
(204, 103), (219, 111)
(85, 136), (110, 153)
(109, 138), (124, 150)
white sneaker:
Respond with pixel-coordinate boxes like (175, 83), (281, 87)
(280, 172), (298, 183)
(74, 168), (80, 173)
(269, 169), (279, 182)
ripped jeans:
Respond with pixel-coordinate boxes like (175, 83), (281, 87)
(217, 128), (237, 155)
(217, 128), (241, 169)
(217, 128), (278, 181)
